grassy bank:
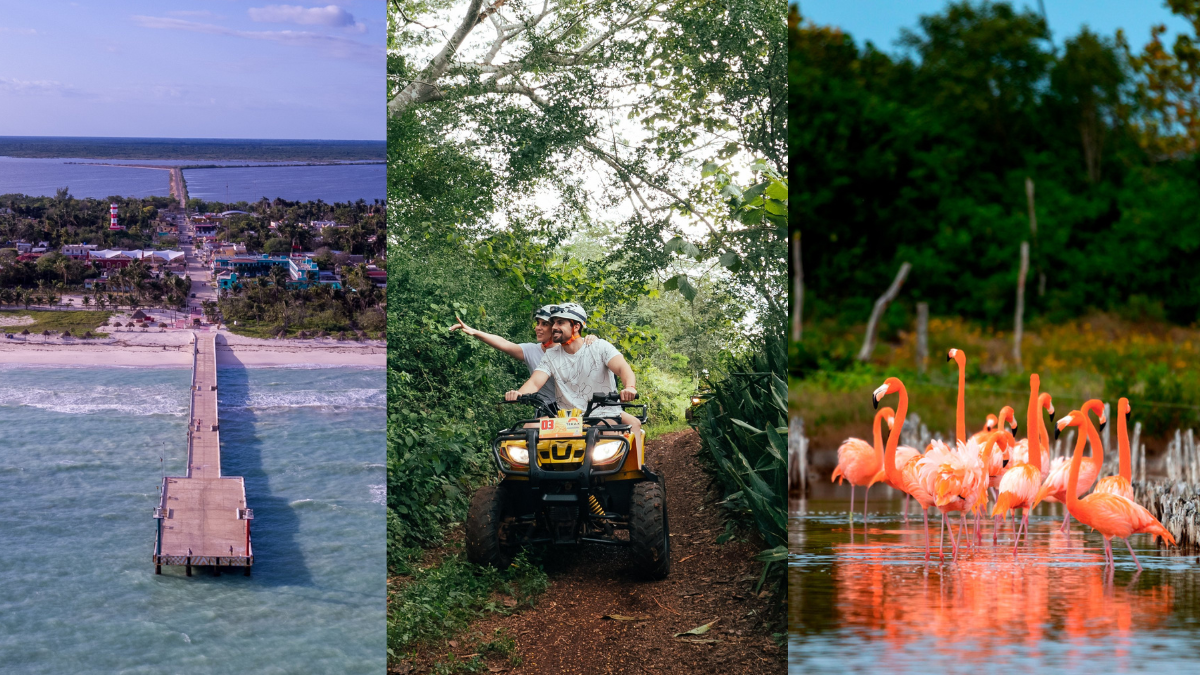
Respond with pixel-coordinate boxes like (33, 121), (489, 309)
(793, 313), (1200, 448)
(0, 310), (112, 336)
(387, 546), (547, 671)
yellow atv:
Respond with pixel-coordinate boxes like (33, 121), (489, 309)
(465, 392), (669, 579)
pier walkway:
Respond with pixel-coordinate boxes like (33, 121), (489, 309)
(154, 333), (252, 576)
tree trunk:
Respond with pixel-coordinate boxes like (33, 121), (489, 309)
(791, 231), (802, 342)
(1014, 241), (1029, 369)
(916, 302), (929, 374)
(857, 262), (911, 362)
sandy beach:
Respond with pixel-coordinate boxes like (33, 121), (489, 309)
(0, 327), (385, 367)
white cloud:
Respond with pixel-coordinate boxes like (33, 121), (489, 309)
(130, 15), (380, 61)
(0, 77), (86, 97)
(167, 10), (224, 19)
(248, 5), (365, 33)
(0, 27), (38, 35)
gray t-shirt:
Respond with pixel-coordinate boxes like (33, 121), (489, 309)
(519, 342), (558, 407)
(535, 339), (622, 417)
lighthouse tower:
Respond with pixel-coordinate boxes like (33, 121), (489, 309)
(109, 203), (123, 231)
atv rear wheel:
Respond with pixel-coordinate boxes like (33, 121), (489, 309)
(466, 485), (514, 568)
(629, 479), (670, 579)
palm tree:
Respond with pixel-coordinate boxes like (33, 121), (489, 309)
(82, 295), (90, 308)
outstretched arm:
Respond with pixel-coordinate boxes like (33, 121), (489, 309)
(449, 316), (524, 360)
(606, 353), (638, 402)
(505, 370), (551, 400)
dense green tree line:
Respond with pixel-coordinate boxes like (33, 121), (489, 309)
(793, 1), (1200, 338)
(1, 190), (171, 248)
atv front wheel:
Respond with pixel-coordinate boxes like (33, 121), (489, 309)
(629, 479), (670, 579)
(466, 485), (514, 568)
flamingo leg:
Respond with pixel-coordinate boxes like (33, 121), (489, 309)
(993, 515), (1001, 545)
(923, 508), (931, 562)
(1124, 538), (1144, 572)
(903, 493), (910, 524)
(947, 512), (959, 560)
(938, 511), (946, 561)
(1104, 537), (1114, 567)
(863, 486), (869, 524)
(1012, 512), (1029, 557)
(849, 484), (855, 522)
(1060, 506), (1070, 534)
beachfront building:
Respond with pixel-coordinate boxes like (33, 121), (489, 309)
(88, 249), (186, 271)
(213, 253), (342, 291)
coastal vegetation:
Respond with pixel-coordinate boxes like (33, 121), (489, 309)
(0, 309), (112, 336)
(217, 265), (385, 339)
(194, 196), (385, 259)
(1, 191), (172, 249)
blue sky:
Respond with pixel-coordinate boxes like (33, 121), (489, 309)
(0, 1), (384, 140)
(796, 1), (1193, 54)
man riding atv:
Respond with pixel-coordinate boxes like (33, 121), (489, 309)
(466, 302), (670, 578)
(450, 304), (596, 413)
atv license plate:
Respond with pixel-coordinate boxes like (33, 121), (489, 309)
(539, 417), (582, 438)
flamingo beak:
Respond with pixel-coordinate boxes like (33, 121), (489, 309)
(1048, 405), (1055, 415)
(1054, 426), (1061, 441)
(1099, 419), (1107, 432)
(872, 383), (887, 410)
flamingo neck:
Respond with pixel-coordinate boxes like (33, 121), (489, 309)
(1082, 413), (1103, 467)
(955, 357), (966, 444)
(1027, 376), (1041, 472)
(1118, 404), (1131, 481)
(1067, 420), (1088, 509)
(872, 408), (886, 466)
(884, 384), (908, 487)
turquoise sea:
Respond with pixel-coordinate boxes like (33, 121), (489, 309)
(0, 365), (385, 673)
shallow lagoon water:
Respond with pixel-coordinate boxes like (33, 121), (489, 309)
(0, 365), (385, 673)
(789, 493), (1200, 674)
(0, 156), (384, 203)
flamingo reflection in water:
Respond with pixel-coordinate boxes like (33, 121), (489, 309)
(829, 536), (1173, 669)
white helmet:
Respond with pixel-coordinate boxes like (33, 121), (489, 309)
(533, 304), (554, 322)
(549, 302), (587, 328)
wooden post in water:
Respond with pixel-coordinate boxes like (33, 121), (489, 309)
(916, 302), (929, 374)
(1014, 242), (1029, 370)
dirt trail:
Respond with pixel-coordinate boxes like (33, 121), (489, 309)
(462, 429), (784, 674)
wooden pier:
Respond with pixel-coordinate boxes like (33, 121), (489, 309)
(153, 333), (253, 576)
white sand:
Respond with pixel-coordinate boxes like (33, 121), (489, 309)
(0, 329), (385, 367)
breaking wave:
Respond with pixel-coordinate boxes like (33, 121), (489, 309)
(0, 384), (187, 416)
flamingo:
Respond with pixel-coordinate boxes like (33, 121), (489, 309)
(968, 414), (999, 446)
(918, 433), (997, 560)
(1093, 398), (1135, 500)
(1011, 394), (1055, 471)
(1035, 399), (1106, 533)
(991, 373), (1046, 555)
(874, 377), (939, 561)
(832, 406), (895, 522)
(1038, 409), (1175, 570)
(869, 441), (921, 523)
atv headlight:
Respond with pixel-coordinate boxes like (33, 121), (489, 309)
(504, 443), (529, 466)
(592, 440), (625, 465)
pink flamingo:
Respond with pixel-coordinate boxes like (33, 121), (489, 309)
(875, 377), (939, 561)
(1038, 410), (1175, 570)
(1093, 398), (1134, 500)
(832, 406), (895, 522)
(1035, 398), (1106, 533)
(991, 373), (1046, 555)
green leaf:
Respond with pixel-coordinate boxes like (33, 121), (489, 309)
(754, 545), (788, 563)
(701, 162), (720, 178)
(664, 236), (684, 255)
(719, 251), (740, 270)
(681, 240), (701, 259)
(677, 274), (697, 302)
(663, 275), (680, 291)
(764, 180), (788, 201)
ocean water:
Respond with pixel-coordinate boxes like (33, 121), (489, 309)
(0, 365), (385, 673)
(0, 156), (384, 203)
(183, 164), (384, 203)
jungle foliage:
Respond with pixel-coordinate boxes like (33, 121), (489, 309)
(793, 1), (1200, 340)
